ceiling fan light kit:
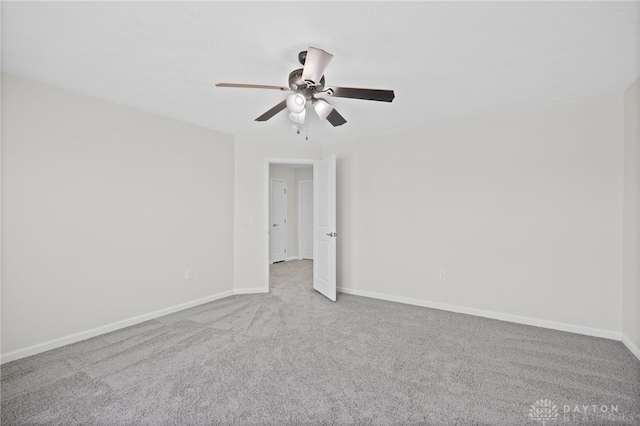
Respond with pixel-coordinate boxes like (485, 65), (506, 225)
(288, 109), (306, 125)
(286, 93), (306, 114)
(216, 46), (395, 129)
(312, 98), (334, 121)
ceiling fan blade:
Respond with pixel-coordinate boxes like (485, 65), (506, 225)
(326, 86), (395, 102)
(326, 108), (347, 127)
(301, 47), (333, 85)
(255, 99), (288, 121)
(216, 83), (289, 91)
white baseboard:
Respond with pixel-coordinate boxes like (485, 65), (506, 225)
(621, 333), (640, 361)
(233, 287), (268, 295)
(337, 286), (623, 342)
(5, 286), (637, 364)
(1, 287), (267, 364)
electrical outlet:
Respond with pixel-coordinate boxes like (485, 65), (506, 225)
(439, 270), (447, 281)
(185, 269), (193, 280)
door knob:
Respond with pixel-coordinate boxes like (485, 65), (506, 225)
(326, 232), (336, 237)
(273, 224), (278, 227)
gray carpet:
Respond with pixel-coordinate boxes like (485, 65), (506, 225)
(2, 260), (639, 425)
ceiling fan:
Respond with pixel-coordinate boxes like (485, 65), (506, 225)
(216, 46), (395, 127)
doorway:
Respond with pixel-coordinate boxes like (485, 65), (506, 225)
(264, 157), (336, 301)
(268, 163), (313, 262)
(265, 158), (315, 292)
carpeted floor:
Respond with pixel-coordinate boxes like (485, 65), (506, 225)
(2, 260), (639, 425)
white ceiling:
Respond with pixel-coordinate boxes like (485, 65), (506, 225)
(2, 1), (638, 141)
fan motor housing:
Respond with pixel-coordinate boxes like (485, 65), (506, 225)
(288, 68), (325, 92)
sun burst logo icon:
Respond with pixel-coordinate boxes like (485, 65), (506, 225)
(529, 399), (559, 425)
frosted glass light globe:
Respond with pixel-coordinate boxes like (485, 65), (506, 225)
(286, 93), (306, 114)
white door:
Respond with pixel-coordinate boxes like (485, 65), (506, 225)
(299, 180), (314, 260)
(270, 178), (287, 263)
(313, 155), (336, 301)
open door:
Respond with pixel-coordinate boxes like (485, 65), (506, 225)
(269, 178), (287, 263)
(313, 155), (337, 301)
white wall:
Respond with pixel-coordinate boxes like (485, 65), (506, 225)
(233, 137), (322, 291)
(623, 76), (640, 352)
(2, 72), (636, 360)
(324, 94), (625, 334)
(295, 167), (313, 182)
(1, 74), (235, 355)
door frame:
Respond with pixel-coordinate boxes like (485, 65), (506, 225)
(264, 158), (316, 292)
(269, 178), (287, 264)
(298, 179), (313, 259)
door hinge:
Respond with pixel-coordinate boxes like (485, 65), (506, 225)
(284, 249), (286, 253)
(284, 189), (287, 194)
(284, 219), (287, 224)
